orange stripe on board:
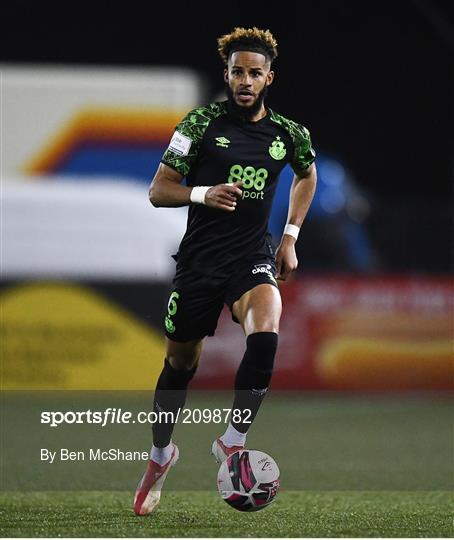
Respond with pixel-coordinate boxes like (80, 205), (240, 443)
(24, 107), (187, 175)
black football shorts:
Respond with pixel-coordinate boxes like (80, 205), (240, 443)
(164, 257), (279, 342)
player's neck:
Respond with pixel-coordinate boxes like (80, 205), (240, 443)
(248, 105), (268, 123)
(226, 100), (268, 123)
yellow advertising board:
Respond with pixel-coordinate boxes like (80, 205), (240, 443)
(1, 283), (165, 390)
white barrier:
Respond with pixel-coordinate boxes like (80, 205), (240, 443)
(2, 177), (187, 280)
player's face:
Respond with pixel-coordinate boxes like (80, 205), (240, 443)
(224, 51), (274, 110)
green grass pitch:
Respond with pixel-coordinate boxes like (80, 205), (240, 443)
(0, 491), (452, 537)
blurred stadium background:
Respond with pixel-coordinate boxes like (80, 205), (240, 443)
(1, 1), (452, 394)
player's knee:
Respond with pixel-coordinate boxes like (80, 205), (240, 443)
(160, 358), (197, 389)
(248, 320), (280, 335)
(166, 339), (202, 371)
(167, 354), (199, 372)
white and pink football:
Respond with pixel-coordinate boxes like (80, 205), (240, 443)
(217, 450), (280, 512)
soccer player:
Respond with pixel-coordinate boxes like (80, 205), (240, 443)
(134, 27), (317, 515)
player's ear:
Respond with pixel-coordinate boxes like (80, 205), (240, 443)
(223, 68), (229, 83)
(266, 70), (274, 86)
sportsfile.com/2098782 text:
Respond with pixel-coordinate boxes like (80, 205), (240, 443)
(40, 408), (252, 427)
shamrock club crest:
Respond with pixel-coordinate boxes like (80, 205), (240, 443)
(269, 136), (286, 160)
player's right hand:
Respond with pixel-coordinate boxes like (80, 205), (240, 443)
(205, 181), (243, 212)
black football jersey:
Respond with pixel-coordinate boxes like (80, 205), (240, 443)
(161, 101), (315, 278)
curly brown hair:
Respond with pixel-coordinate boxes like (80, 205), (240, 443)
(217, 27), (278, 65)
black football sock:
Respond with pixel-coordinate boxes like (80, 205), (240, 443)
(230, 332), (278, 434)
(152, 359), (196, 447)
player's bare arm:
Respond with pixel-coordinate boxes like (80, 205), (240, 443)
(276, 163), (317, 280)
(149, 163), (243, 211)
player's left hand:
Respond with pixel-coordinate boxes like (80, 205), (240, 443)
(275, 237), (298, 281)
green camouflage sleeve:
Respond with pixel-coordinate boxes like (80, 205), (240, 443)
(161, 103), (227, 177)
(291, 124), (316, 177)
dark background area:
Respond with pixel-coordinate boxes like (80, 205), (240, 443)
(2, 0), (452, 272)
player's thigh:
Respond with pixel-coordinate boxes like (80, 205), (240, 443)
(165, 337), (204, 370)
(232, 283), (282, 337)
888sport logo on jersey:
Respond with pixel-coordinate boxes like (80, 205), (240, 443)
(227, 164), (268, 200)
